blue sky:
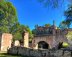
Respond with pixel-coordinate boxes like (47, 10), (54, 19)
(9, 0), (69, 29)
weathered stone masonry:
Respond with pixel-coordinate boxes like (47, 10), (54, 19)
(0, 33), (13, 51)
(8, 46), (72, 57)
(32, 25), (70, 49)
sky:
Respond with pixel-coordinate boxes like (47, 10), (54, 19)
(9, 0), (69, 29)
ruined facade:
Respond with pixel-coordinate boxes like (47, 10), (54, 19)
(0, 22), (72, 51)
(15, 31), (29, 48)
(0, 31), (29, 51)
(0, 33), (13, 51)
(32, 22), (72, 49)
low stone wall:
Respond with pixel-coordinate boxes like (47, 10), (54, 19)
(7, 46), (72, 57)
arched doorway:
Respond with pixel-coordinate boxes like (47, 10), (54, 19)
(38, 41), (49, 49)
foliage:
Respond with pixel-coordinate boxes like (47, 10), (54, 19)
(23, 25), (33, 42)
(59, 21), (68, 29)
(0, 0), (33, 41)
(62, 42), (69, 47)
(0, 0), (17, 33)
(59, 5), (72, 29)
(32, 23), (51, 35)
(66, 31), (72, 45)
(32, 29), (37, 35)
(64, 5), (72, 26)
(44, 24), (51, 27)
(64, 5), (72, 18)
(38, 0), (72, 8)
(10, 22), (33, 41)
(38, 0), (59, 8)
(38, 0), (72, 29)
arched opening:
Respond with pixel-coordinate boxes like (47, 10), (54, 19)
(38, 41), (49, 49)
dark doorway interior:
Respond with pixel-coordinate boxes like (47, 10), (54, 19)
(38, 41), (49, 49)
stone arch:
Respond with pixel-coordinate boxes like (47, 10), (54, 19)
(32, 36), (53, 49)
(38, 41), (49, 49)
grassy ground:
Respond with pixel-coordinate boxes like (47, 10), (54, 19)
(0, 53), (22, 57)
(0, 53), (34, 57)
(0, 54), (21, 57)
(0, 51), (33, 57)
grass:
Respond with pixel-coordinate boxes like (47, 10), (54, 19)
(0, 53), (34, 57)
(0, 53), (22, 57)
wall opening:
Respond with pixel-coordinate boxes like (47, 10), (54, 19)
(38, 41), (49, 49)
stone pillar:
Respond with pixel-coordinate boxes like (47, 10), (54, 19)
(24, 32), (29, 48)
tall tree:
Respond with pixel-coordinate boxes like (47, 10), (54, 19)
(0, 0), (33, 42)
(0, 0), (17, 33)
(64, 5), (72, 27)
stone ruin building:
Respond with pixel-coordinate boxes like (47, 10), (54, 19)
(32, 21), (72, 49)
(13, 31), (29, 48)
(0, 21), (72, 51)
(0, 31), (29, 51)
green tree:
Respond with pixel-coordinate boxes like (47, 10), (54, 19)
(59, 5), (72, 29)
(0, 0), (17, 33)
(59, 21), (69, 29)
(0, 0), (33, 41)
(64, 5), (72, 27)
(11, 23), (33, 41)
(44, 24), (51, 27)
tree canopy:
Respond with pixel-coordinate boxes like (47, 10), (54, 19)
(0, 0), (17, 33)
(59, 21), (70, 29)
(44, 24), (51, 27)
(64, 5), (72, 26)
(0, 0), (33, 41)
(59, 5), (72, 29)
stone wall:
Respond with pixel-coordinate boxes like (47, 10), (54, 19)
(32, 36), (54, 49)
(32, 35), (68, 49)
(1, 33), (13, 51)
(8, 46), (72, 57)
(0, 32), (29, 51)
